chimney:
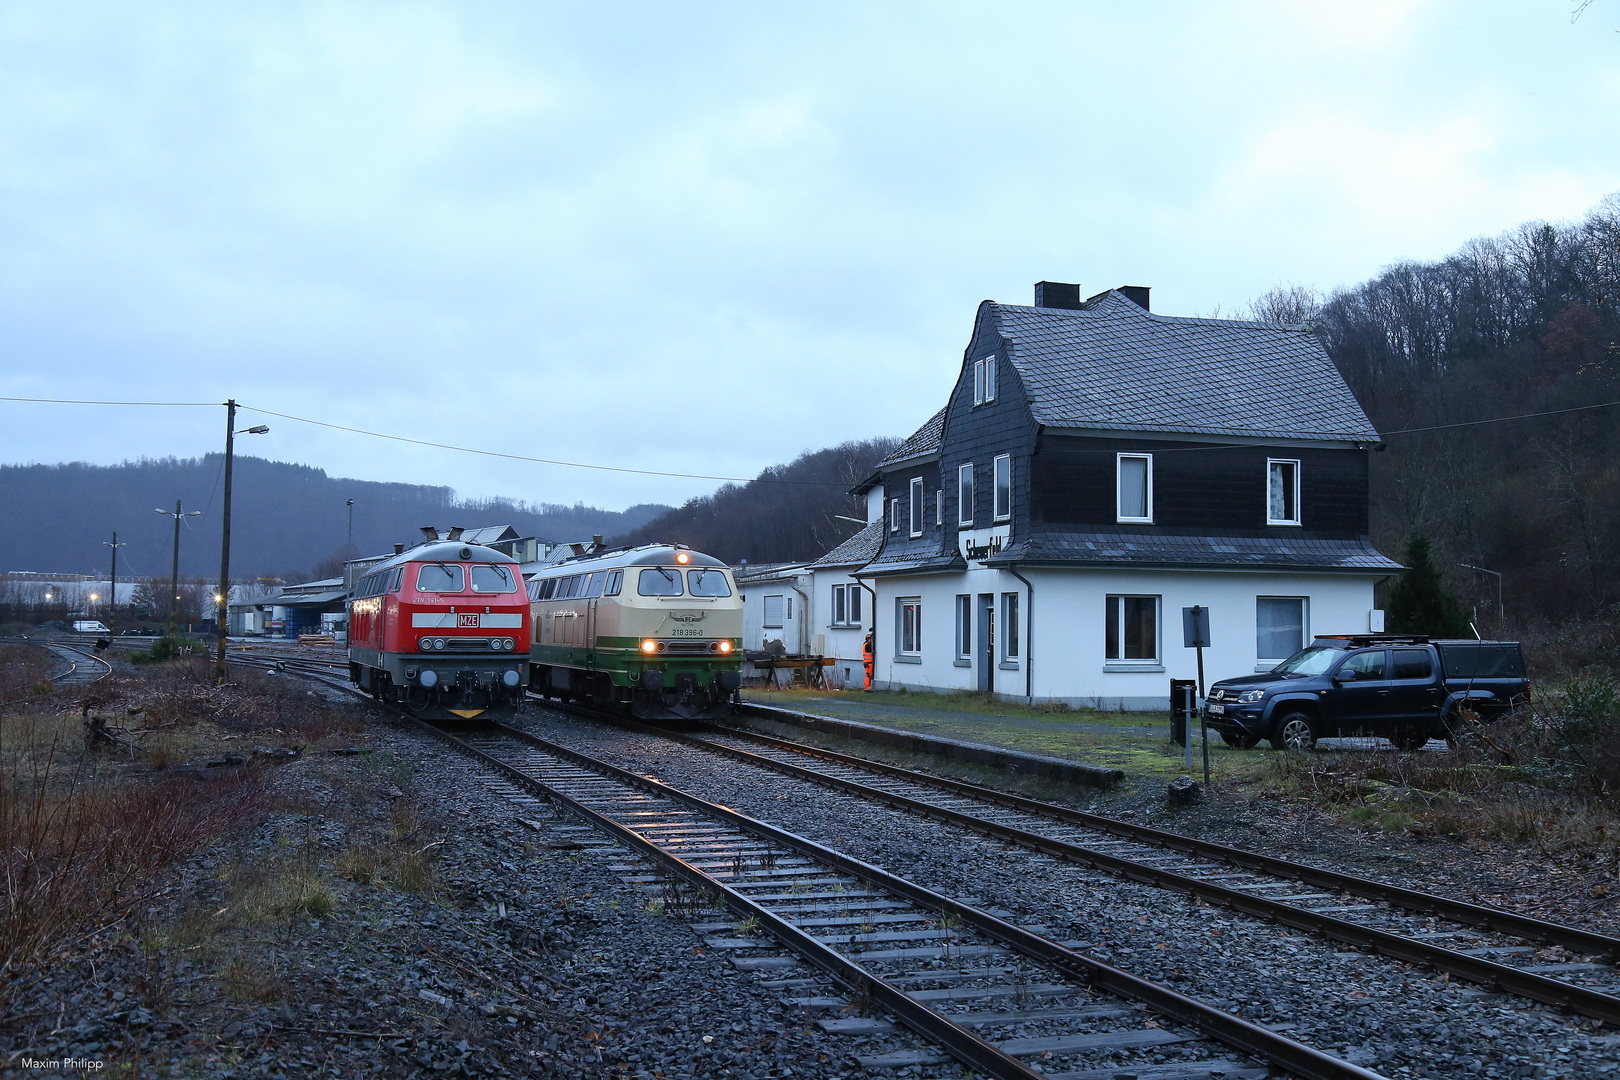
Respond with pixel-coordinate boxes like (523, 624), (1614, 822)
(1034, 281), (1082, 309)
(1118, 286), (1151, 311)
(420, 526), (440, 541)
(447, 526), (465, 541)
(393, 543), (405, 555)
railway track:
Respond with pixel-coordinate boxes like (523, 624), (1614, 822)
(414, 716), (1386, 1080)
(559, 710), (1620, 1026)
(0, 635), (113, 690)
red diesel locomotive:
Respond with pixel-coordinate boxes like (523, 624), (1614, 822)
(347, 534), (529, 721)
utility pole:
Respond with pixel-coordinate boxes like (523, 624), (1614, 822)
(347, 498), (355, 551)
(215, 399), (269, 682)
(156, 501), (202, 639)
(103, 533), (126, 629)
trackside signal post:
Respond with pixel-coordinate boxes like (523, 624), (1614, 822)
(216, 399), (269, 683)
(1182, 605), (1211, 784)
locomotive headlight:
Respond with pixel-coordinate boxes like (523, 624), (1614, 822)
(675, 551), (690, 564)
(502, 637), (515, 650)
(640, 639), (657, 653)
(718, 641), (732, 653)
(433, 637), (446, 650)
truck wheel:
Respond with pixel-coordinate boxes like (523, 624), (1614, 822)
(1220, 730), (1260, 749)
(1270, 712), (1318, 751)
(1392, 728), (1432, 752)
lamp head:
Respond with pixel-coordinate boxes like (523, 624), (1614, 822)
(244, 425), (270, 435)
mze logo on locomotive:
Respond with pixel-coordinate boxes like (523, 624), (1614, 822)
(347, 535), (529, 722)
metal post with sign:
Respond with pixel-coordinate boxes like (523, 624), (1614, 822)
(1182, 605), (1211, 785)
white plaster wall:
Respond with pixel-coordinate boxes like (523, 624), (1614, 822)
(1026, 568), (1379, 709)
(811, 569), (875, 688)
(866, 486), (886, 524)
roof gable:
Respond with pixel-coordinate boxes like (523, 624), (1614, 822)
(990, 291), (1379, 443)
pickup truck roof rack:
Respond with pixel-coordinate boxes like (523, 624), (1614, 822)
(1313, 634), (1432, 646)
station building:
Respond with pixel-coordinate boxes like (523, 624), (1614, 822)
(807, 282), (1400, 708)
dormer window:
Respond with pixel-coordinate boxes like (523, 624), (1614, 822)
(1117, 454), (1152, 523)
(972, 355), (998, 406)
(889, 496), (899, 533)
(909, 478), (923, 537)
(1268, 459), (1301, 526)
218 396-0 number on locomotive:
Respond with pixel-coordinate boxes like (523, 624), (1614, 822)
(528, 543), (742, 722)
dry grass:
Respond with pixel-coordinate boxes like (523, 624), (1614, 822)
(219, 957), (285, 1003)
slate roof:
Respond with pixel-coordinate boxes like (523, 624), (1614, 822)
(811, 521), (884, 569)
(861, 549), (967, 577)
(986, 529), (1401, 572)
(878, 407), (947, 467)
(991, 291), (1380, 443)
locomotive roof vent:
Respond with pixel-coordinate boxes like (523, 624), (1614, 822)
(569, 542), (586, 557)
(592, 534), (603, 549)
(420, 526), (440, 541)
(458, 546), (472, 559)
(393, 542), (405, 555)
(447, 526), (465, 541)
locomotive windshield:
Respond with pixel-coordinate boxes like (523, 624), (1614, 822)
(687, 569), (731, 597)
(637, 567), (684, 596)
(471, 564), (518, 593)
(417, 564), (465, 592)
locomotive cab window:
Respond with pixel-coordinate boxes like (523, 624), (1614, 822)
(471, 564), (518, 593)
(638, 567), (684, 596)
(389, 567), (403, 592)
(417, 564), (465, 593)
(688, 569), (731, 596)
(605, 570), (623, 596)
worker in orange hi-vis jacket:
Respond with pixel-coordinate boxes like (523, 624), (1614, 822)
(862, 629), (874, 691)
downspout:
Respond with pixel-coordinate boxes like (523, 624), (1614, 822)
(1008, 565), (1034, 704)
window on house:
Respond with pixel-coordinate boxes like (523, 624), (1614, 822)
(1268, 459), (1301, 525)
(955, 594), (971, 658)
(786, 596), (793, 620)
(973, 360), (984, 406)
(898, 597), (922, 655)
(936, 489), (943, 527)
(1257, 597), (1306, 661)
(1105, 595), (1159, 661)
(890, 497), (899, 533)
(849, 584), (862, 624)
(1002, 592), (1019, 659)
(763, 594), (784, 629)
(983, 355), (996, 402)
(958, 464), (974, 526)
(993, 454), (1012, 521)
(833, 585), (847, 625)
(1117, 454), (1152, 523)
(909, 477), (923, 537)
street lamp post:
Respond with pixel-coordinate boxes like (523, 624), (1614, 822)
(156, 501), (202, 638)
(103, 533), (126, 630)
(215, 399), (269, 682)
(1459, 563), (1504, 625)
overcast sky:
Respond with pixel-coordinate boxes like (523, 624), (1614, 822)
(2, 1), (1616, 513)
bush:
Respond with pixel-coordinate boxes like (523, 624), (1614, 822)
(131, 634), (206, 666)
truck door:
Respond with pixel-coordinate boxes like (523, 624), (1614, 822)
(1389, 647), (1441, 728)
(1327, 648), (1391, 735)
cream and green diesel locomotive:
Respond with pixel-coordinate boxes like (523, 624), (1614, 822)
(527, 543), (743, 721)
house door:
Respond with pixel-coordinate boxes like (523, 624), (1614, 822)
(976, 594), (994, 693)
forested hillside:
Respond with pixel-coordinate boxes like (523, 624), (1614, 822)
(1252, 193), (1619, 635)
(0, 456), (669, 581)
(613, 438), (900, 564)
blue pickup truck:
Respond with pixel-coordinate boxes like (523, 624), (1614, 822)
(1202, 635), (1531, 751)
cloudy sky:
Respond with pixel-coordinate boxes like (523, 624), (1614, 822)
(2, 1), (1616, 511)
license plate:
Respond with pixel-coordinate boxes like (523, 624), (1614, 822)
(1208, 703), (1225, 715)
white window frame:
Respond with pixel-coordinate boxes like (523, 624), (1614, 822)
(955, 594), (972, 659)
(1104, 594), (1160, 663)
(1256, 595), (1309, 664)
(849, 582), (862, 626)
(958, 463), (974, 527)
(890, 496), (899, 533)
(1267, 458), (1302, 526)
(763, 594), (785, 629)
(909, 477), (923, 537)
(1116, 453), (1153, 524)
(936, 489), (943, 527)
(898, 597), (923, 656)
(983, 355), (996, 402)
(1002, 591), (1019, 660)
(833, 584), (847, 626)
(972, 360), (984, 406)
(992, 454), (1012, 522)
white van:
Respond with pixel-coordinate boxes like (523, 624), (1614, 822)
(72, 620), (111, 634)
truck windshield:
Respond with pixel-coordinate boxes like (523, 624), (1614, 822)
(471, 564), (518, 593)
(1272, 647), (1338, 676)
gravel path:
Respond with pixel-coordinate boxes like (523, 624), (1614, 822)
(510, 705), (1619, 1080)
